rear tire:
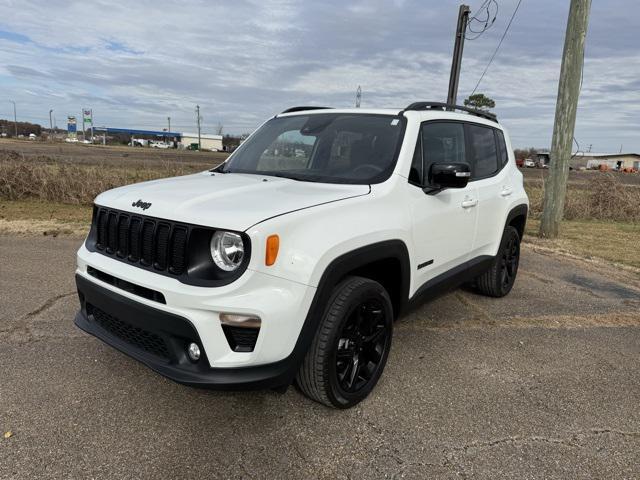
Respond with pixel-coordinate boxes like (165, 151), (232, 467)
(474, 225), (521, 297)
(296, 276), (393, 408)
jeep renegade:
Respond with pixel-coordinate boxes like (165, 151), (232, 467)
(74, 102), (529, 408)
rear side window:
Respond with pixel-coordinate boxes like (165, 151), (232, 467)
(495, 129), (509, 166)
(421, 122), (466, 184)
(467, 124), (499, 178)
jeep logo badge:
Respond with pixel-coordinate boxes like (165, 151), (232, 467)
(131, 199), (152, 210)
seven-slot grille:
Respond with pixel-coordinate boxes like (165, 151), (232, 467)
(93, 207), (189, 275)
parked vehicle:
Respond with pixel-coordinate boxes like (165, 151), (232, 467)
(74, 102), (529, 408)
(130, 138), (149, 147)
(516, 158), (524, 168)
(523, 158), (535, 168)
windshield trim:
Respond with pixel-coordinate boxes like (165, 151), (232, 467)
(218, 113), (407, 185)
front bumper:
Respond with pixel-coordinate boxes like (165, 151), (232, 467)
(75, 274), (301, 390)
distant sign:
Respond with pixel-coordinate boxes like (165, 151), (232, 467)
(83, 109), (92, 124)
(67, 116), (77, 138)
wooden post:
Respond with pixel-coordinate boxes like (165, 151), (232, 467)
(539, 0), (591, 238)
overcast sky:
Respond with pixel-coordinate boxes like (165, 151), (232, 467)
(0, 0), (638, 151)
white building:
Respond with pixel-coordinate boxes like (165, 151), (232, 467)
(571, 152), (640, 170)
(180, 133), (223, 151)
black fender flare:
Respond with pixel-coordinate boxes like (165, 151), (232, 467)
(504, 203), (528, 237)
(277, 240), (411, 386)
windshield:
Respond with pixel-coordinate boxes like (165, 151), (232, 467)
(220, 113), (405, 184)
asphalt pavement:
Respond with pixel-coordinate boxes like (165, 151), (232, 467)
(1, 235), (639, 479)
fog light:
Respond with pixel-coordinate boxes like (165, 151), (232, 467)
(187, 342), (201, 361)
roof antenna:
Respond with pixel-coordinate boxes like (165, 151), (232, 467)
(355, 86), (362, 108)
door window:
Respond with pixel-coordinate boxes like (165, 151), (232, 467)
(467, 124), (499, 178)
(419, 122), (466, 185)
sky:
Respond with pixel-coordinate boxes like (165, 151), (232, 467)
(0, 0), (638, 151)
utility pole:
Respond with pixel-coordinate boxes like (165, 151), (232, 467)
(167, 116), (171, 133)
(49, 109), (54, 141)
(539, 0), (591, 238)
(196, 105), (201, 150)
(355, 85), (362, 108)
(10, 101), (17, 137)
(446, 4), (470, 108)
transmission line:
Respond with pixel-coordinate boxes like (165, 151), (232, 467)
(470, 0), (524, 96)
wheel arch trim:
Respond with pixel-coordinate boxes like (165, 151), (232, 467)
(279, 240), (411, 385)
(504, 203), (528, 238)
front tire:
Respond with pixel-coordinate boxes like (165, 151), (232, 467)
(296, 276), (393, 408)
(474, 225), (521, 297)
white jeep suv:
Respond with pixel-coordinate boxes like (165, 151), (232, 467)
(74, 102), (529, 408)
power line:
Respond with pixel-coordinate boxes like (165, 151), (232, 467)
(470, 0), (524, 96)
(465, 0), (499, 40)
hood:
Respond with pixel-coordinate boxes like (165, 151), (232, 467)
(95, 171), (370, 231)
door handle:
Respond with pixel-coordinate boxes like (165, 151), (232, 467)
(461, 198), (478, 208)
(500, 187), (513, 197)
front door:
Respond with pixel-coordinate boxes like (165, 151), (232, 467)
(408, 121), (478, 291)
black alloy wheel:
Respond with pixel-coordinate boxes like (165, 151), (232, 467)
(500, 231), (520, 294)
(335, 298), (389, 394)
(474, 225), (521, 298)
(296, 276), (393, 408)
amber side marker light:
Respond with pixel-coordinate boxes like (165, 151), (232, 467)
(265, 235), (279, 266)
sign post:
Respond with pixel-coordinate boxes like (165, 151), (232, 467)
(83, 109), (93, 142)
(67, 116), (77, 141)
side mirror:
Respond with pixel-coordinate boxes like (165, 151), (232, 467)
(428, 162), (471, 190)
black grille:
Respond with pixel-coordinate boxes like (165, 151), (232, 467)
(87, 303), (171, 360)
(222, 325), (260, 352)
(92, 207), (189, 276)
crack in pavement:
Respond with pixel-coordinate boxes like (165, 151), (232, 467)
(0, 291), (76, 342)
(443, 428), (640, 455)
(429, 428), (640, 477)
(22, 291), (76, 320)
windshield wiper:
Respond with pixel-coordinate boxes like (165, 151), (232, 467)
(267, 172), (319, 182)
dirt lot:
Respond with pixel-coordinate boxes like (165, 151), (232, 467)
(0, 236), (639, 479)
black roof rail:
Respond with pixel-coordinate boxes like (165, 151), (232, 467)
(403, 102), (497, 122)
(280, 106), (333, 114)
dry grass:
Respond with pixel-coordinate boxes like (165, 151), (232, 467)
(0, 200), (90, 236)
(525, 174), (640, 222)
(0, 150), (206, 205)
(525, 218), (640, 270)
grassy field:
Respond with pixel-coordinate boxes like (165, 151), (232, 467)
(525, 218), (640, 270)
(1, 140), (638, 270)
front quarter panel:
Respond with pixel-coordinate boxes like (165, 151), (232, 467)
(245, 176), (414, 289)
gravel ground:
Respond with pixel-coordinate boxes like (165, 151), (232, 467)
(0, 236), (639, 479)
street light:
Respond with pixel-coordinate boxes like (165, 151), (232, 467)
(49, 109), (54, 140)
(10, 101), (17, 137)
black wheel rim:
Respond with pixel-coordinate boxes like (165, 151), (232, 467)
(500, 235), (520, 292)
(335, 298), (389, 394)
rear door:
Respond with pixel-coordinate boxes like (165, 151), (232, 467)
(466, 124), (511, 258)
(408, 121), (478, 288)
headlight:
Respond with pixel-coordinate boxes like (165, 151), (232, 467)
(210, 231), (244, 271)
